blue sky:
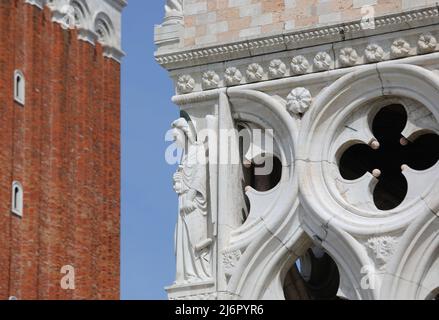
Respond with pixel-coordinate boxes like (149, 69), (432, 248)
(121, 1), (178, 300)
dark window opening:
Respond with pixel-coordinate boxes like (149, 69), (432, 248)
(300, 249), (340, 300)
(14, 71), (25, 104)
(339, 104), (439, 210)
(16, 76), (21, 98)
(13, 187), (19, 211)
(11, 181), (23, 217)
(238, 124), (282, 222)
(238, 123), (282, 192)
(242, 157), (282, 192)
(285, 248), (341, 300)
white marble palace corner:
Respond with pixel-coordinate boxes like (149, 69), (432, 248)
(155, 0), (439, 300)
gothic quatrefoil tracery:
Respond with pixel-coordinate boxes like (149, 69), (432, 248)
(339, 104), (439, 210)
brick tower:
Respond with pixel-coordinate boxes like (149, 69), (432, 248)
(0, 0), (125, 300)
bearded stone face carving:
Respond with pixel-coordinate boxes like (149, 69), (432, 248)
(171, 118), (212, 285)
(367, 236), (398, 270)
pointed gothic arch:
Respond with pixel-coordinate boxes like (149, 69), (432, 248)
(216, 89), (311, 300)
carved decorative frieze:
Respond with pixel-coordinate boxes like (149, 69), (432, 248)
(171, 25), (439, 94)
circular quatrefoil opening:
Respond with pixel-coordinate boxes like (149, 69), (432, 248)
(339, 104), (439, 211)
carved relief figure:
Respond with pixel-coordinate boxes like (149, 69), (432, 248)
(171, 118), (212, 284)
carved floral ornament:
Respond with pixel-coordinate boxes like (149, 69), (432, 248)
(339, 48), (359, 67)
(418, 33), (437, 53)
(224, 67), (243, 86)
(246, 63), (264, 82)
(177, 75), (195, 94)
(290, 55), (309, 75)
(313, 52), (332, 71)
(391, 38), (411, 58)
(286, 87), (312, 115)
(365, 44), (385, 62)
(202, 71), (220, 90)
(269, 59), (287, 78)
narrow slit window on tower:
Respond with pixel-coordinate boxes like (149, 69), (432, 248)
(14, 70), (25, 105)
(11, 181), (23, 217)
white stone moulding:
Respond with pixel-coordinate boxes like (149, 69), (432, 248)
(24, 0), (126, 63)
(168, 25), (439, 94)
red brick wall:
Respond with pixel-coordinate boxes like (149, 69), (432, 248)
(0, 1), (120, 300)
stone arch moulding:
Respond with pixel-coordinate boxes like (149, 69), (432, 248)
(70, 0), (91, 29)
(297, 64), (439, 299)
(220, 89), (312, 300)
(94, 11), (115, 46)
